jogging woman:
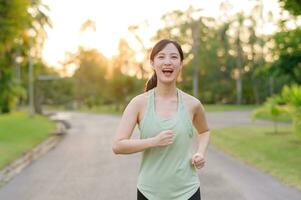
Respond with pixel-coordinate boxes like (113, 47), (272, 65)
(112, 39), (210, 200)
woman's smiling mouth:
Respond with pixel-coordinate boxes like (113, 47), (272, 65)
(162, 68), (174, 76)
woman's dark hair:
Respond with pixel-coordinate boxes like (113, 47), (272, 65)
(144, 39), (184, 92)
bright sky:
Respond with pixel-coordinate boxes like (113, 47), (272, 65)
(42, 0), (281, 74)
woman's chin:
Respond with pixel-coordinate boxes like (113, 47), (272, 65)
(158, 77), (176, 84)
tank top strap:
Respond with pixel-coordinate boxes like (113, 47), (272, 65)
(177, 88), (185, 110)
(150, 88), (182, 117)
(177, 88), (194, 134)
(147, 88), (155, 115)
(139, 89), (155, 132)
(151, 88), (180, 119)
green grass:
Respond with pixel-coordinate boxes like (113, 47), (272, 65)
(252, 111), (292, 123)
(204, 104), (291, 123)
(82, 104), (258, 114)
(30, 104), (122, 115)
(211, 125), (301, 190)
(204, 104), (259, 112)
(25, 104), (258, 115)
(78, 105), (122, 115)
(0, 112), (56, 170)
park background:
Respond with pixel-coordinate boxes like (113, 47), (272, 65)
(1, 0), (301, 194)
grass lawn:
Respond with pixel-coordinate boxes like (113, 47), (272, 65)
(0, 112), (55, 170)
(80, 104), (259, 114)
(211, 125), (301, 190)
(78, 105), (122, 115)
(38, 104), (259, 115)
(76, 104), (258, 114)
(204, 104), (259, 112)
(252, 111), (292, 123)
(36, 104), (122, 115)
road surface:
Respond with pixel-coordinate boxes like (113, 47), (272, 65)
(0, 111), (300, 200)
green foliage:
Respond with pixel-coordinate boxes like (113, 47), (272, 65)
(72, 48), (108, 107)
(0, 0), (30, 113)
(33, 61), (75, 112)
(106, 71), (143, 110)
(279, 0), (301, 16)
(281, 84), (301, 109)
(37, 77), (75, 107)
(252, 99), (278, 120)
(204, 104), (258, 112)
(3, 1), (300, 113)
(252, 96), (288, 133)
(0, 0), (31, 52)
(0, 68), (26, 113)
(281, 85), (301, 140)
(153, 7), (275, 104)
(0, 0), (51, 113)
(255, 84), (301, 140)
(270, 28), (301, 84)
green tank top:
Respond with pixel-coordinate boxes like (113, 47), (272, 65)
(138, 88), (200, 200)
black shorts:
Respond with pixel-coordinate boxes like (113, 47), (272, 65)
(137, 188), (201, 200)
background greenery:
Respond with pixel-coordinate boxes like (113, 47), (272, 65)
(0, 112), (55, 170)
(1, 0), (300, 114)
(0, 0), (300, 191)
(211, 125), (301, 190)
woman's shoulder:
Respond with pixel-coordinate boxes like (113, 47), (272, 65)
(128, 91), (148, 107)
(180, 90), (205, 111)
(122, 92), (148, 116)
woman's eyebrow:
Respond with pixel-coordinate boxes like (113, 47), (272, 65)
(157, 52), (179, 56)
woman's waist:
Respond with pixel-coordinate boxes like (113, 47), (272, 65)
(138, 168), (199, 190)
(139, 158), (198, 182)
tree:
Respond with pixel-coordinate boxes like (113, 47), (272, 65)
(71, 48), (108, 107)
(281, 84), (301, 140)
(279, 0), (301, 16)
(153, 7), (223, 101)
(0, 0), (31, 113)
(108, 39), (144, 110)
(270, 28), (301, 84)
(233, 13), (245, 104)
(128, 23), (151, 79)
(0, 0), (51, 113)
(252, 96), (286, 134)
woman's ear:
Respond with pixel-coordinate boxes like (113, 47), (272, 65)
(180, 61), (183, 70)
(150, 60), (155, 69)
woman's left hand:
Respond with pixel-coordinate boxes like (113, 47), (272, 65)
(191, 153), (205, 169)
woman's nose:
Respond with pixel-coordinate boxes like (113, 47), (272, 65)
(163, 58), (172, 65)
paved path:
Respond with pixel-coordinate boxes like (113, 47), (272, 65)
(0, 111), (300, 200)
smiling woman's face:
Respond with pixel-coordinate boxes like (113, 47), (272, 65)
(151, 43), (183, 84)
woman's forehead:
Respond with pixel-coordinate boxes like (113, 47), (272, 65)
(157, 43), (179, 55)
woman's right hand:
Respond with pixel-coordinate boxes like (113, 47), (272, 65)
(152, 130), (174, 147)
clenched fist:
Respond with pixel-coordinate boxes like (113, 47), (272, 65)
(153, 130), (174, 147)
(191, 153), (205, 169)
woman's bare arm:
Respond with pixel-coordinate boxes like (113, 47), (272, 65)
(191, 101), (210, 169)
(112, 96), (173, 154)
(193, 102), (210, 155)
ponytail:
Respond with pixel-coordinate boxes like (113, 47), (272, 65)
(144, 72), (157, 92)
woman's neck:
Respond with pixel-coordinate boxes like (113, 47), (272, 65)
(155, 83), (177, 98)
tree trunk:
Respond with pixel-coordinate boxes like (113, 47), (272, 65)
(235, 35), (243, 105)
(191, 21), (200, 99)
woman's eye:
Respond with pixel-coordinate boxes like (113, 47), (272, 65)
(171, 56), (178, 59)
(158, 56), (164, 59)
